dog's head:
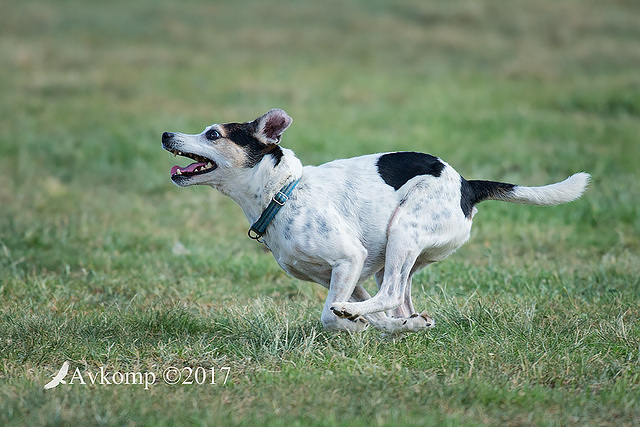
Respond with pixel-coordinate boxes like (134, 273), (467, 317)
(162, 109), (292, 187)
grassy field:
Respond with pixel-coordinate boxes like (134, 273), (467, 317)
(1, 0), (640, 425)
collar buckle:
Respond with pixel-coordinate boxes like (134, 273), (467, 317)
(272, 191), (289, 206)
(248, 179), (300, 243)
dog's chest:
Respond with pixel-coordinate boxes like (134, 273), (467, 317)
(263, 168), (396, 285)
(265, 197), (392, 287)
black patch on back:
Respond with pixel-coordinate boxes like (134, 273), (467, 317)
(460, 177), (515, 218)
(224, 122), (284, 168)
(377, 152), (445, 190)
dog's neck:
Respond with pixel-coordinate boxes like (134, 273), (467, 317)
(214, 148), (303, 225)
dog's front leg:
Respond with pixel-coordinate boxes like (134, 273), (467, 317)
(320, 256), (369, 332)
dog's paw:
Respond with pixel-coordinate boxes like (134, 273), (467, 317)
(351, 316), (370, 331)
(323, 314), (369, 332)
(373, 311), (435, 334)
(417, 311), (435, 329)
(402, 311), (435, 330)
(330, 303), (356, 320)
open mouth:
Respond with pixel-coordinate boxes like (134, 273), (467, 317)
(168, 150), (218, 178)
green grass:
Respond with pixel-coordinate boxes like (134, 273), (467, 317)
(1, 0), (640, 425)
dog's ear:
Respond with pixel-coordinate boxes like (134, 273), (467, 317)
(253, 109), (292, 145)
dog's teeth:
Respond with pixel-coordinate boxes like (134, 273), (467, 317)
(175, 169), (182, 175)
(206, 162), (213, 168)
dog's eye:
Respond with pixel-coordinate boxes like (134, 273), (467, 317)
(205, 129), (221, 140)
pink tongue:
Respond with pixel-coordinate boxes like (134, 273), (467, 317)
(171, 162), (207, 176)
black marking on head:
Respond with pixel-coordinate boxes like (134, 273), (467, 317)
(460, 177), (515, 218)
(224, 122), (284, 168)
(377, 152), (445, 190)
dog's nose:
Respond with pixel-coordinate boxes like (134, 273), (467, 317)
(162, 132), (174, 143)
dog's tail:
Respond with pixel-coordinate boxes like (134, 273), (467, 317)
(464, 172), (590, 211)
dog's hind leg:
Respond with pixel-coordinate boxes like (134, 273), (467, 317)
(331, 254), (436, 334)
(330, 202), (447, 333)
(383, 268), (416, 318)
(371, 269), (413, 318)
(330, 230), (420, 317)
(391, 258), (435, 320)
(372, 268), (413, 318)
(354, 268), (434, 334)
(350, 283), (387, 325)
(351, 288), (432, 335)
(345, 285), (432, 334)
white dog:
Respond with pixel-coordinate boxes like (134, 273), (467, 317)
(162, 109), (590, 335)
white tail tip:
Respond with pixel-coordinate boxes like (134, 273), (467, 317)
(510, 172), (591, 206)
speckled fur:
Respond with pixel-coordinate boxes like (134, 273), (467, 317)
(162, 109), (590, 335)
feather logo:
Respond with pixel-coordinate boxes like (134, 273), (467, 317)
(44, 361), (70, 390)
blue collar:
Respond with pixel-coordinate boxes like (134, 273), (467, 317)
(248, 179), (300, 242)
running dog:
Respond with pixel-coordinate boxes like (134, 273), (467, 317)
(161, 109), (590, 335)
